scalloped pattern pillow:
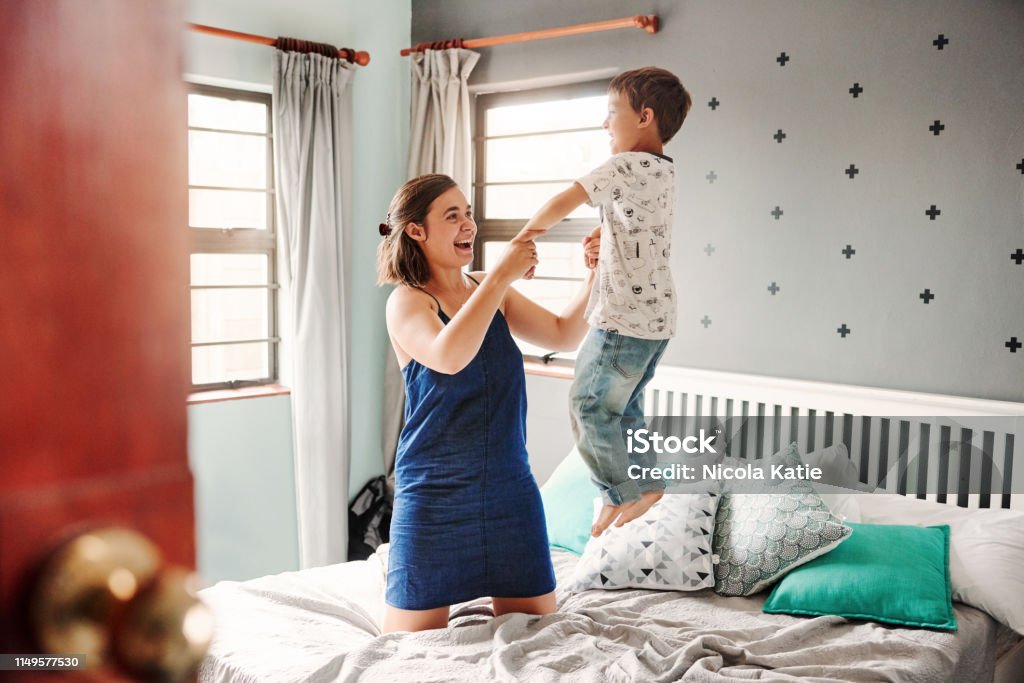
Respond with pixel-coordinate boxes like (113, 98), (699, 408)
(712, 444), (852, 596)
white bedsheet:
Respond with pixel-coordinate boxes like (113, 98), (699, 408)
(199, 557), (384, 681)
(199, 546), (1006, 682)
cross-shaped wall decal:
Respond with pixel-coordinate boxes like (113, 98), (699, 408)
(1012, 248), (1024, 265)
(933, 34), (949, 50)
(704, 243), (715, 256)
(1017, 159), (1024, 174)
(706, 170), (718, 183)
(1007, 337), (1022, 354)
(708, 97), (720, 111)
(701, 315), (712, 329)
(773, 129), (787, 143)
(777, 51), (790, 66)
(919, 289), (935, 304)
(771, 206), (784, 220)
(842, 244), (856, 259)
(837, 324), (851, 338)
(767, 282), (780, 295)
(849, 82), (863, 98)
(845, 164), (859, 179)
(925, 205), (941, 220)
(929, 120), (945, 136)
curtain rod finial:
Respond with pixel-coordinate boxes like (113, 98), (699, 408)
(635, 15), (659, 34)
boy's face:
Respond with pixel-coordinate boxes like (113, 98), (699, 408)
(604, 89), (644, 154)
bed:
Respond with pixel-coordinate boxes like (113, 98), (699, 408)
(199, 543), (1023, 682)
(199, 366), (1024, 682)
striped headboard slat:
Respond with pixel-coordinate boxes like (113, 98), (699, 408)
(641, 367), (1024, 510)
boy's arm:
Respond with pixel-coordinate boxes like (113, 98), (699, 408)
(514, 182), (589, 242)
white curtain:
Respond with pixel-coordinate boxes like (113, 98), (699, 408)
(382, 48), (480, 488)
(407, 48), (480, 189)
(273, 50), (355, 568)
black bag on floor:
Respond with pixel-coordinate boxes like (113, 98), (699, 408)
(347, 475), (392, 561)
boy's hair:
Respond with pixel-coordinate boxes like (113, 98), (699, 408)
(376, 173), (457, 287)
(609, 67), (692, 144)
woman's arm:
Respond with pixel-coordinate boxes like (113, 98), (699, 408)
(386, 238), (537, 375)
(503, 270), (596, 352)
(502, 228), (600, 352)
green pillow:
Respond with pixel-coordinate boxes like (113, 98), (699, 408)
(540, 448), (598, 555)
(763, 523), (957, 631)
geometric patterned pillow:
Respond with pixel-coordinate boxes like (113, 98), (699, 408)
(571, 493), (719, 593)
(713, 484), (852, 596)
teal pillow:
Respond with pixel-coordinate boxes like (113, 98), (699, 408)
(540, 448), (598, 555)
(763, 523), (957, 631)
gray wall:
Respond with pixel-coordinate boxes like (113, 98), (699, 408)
(414, 0), (1024, 402)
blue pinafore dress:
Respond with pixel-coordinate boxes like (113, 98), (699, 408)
(385, 278), (556, 611)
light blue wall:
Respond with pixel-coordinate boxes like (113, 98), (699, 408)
(186, 0), (410, 579)
(188, 396), (299, 582)
(345, 0), (411, 510)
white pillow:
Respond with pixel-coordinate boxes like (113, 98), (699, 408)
(860, 493), (1024, 635)
(812, 484), (862, 523)
(572, 493), (719, 592)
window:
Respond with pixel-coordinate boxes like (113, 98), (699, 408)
(187, 85), (278, 390)
(473, 80), (610, 359)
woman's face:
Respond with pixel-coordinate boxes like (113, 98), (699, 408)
(416, 186), (476, 268)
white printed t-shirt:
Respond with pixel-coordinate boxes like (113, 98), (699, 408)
(576, 151), (676, 340)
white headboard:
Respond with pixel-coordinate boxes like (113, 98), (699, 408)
(643, 366), (1024, 510)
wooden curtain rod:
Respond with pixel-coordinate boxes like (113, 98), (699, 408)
(188, 22), (370, 66)
(400, 14), (658, 56)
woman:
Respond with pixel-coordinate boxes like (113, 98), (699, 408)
(377, 173), (598, 633)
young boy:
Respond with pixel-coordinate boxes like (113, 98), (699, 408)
(513, 67), (691, 537)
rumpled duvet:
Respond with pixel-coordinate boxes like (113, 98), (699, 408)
(199, 546), (999, 682)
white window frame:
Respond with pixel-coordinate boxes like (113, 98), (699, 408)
(472, 79), (609, 364)
(187, 84), (279, 391)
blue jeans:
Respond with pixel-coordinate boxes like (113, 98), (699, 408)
(569, 328), (669, 506)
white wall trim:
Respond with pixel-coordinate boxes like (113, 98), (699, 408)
(648, 365), (1024, 418)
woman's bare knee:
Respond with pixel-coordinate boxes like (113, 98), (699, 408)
(492, 591), (556, 617)
(382, 604), (450, 633)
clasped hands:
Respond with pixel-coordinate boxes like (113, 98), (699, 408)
(506, 225), (601, 281)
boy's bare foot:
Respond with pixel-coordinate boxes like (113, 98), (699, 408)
(590, 490), (665, 537)
(591, 503), (621, 537)
(614, 489), (664, 528)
